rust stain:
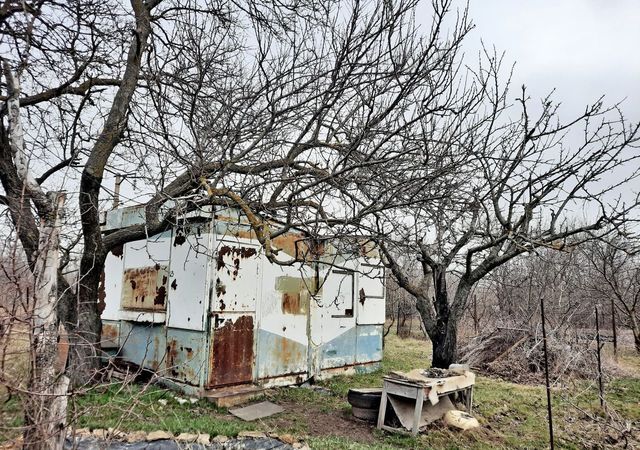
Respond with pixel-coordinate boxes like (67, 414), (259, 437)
(215, 278), (226, 297)
(358, 239), (379, 258)
(268, 335), (306, 375)
(173, 227), (187, 246)
(271, 233), (305, 259)
(154, 285), (166, 306)
(111, 244), (124, 258)
(122, 265), (168, 311)
(282, 292), (301, 314)
(166, 339), (179, 377)
(102, 323), (118, 341)
(97, 271), (106, 315)
(208, 315), (254, 386)
(225, 225), (323, 263)
(359, 288), (366, 306)
(149, 336), (160, 371)
(217, 245), (257, 280)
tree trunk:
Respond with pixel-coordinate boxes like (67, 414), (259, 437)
(430, 317), (458, 368)
(67, 252), (105, 387)
(23, 193), (70, 450)
(416, 268), (474, 368)
(630, 314), (640, 355)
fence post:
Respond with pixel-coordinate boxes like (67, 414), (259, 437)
(540, 297), (554, 450)
(595, 306), (605, 408)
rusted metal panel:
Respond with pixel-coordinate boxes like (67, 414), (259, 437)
(165, 328), (207, 386)
(256, 329), (307, 380)
(256, 261), (311, 380)
(119, 232), (172, 313)
(121, 265), (169, 311)
(275, 276), (311, 315)
(118, 321), (166, 372)
(213, 240), (261, 313)
(208, 313), (255, 387)
(167, 223), (212, 331)
(101, 320), (120, 349)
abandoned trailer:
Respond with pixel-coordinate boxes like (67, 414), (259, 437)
(99, 205), (386, 399)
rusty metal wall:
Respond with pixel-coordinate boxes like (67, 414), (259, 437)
(208, 313), (255, 386)
(101, 206), (386, 390)
(121, 232), (172, 312)
(165, 328), (208, 386)
(118, 321), (167, 372)
(166, 222), (212, 331)
(121, 265), (169, 311)
(256, 255), (311, 381)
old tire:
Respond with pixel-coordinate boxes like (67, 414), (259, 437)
(351, 406), (379, 422)
(347, 388), (382, 410)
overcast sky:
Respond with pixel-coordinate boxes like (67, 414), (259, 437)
(433, 0), (640, 122)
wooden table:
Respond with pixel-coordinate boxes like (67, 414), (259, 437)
(377, 375), (474, 435)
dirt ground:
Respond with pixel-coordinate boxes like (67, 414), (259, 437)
(267, 400), (377, 445)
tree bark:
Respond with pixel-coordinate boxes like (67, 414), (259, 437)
(416, 269), (473, 368)
(69, 0), (154, 386)
(630, 314), (640, 355)
(23, 193), (70, 450)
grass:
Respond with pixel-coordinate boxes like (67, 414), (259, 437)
(1, 333), (639, 448)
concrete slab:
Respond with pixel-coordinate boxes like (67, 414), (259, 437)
(229, 401), (285, 421)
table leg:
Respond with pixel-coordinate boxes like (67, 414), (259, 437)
(466, 387), (473, 413)
(412, 387), (424, 435)
(377, 386), (388, 430)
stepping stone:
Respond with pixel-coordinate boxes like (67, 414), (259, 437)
(230, 401), (284, 421)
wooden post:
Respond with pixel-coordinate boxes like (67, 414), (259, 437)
(595, 306), (605, 408)
(396, 301), (401, 335)
(473, 294), (478, 334)
(610, 297), (617, 359)
(540, 297), (554, 450)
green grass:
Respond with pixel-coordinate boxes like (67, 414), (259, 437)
(2, 333), (639, 448)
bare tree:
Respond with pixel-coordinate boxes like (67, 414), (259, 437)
(378, 74), (640, 367)
(583, 237), (640, 354)
(0, 0), (481, 390)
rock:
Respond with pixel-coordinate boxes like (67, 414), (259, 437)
(91, 429), (107, 438)
(72, 428), (91, 436)
(158, 399), (168, 406)
(444, 410), (480, 431)
(175, 433), (198, 442)
(196, 434), (210, 444)
(107, 428), (125, 439)
(293, 444), (309, 450)
(279, 434), (296, 445)
(125, 431), (148, 443)
(175, 397), (188, 405)
(238, 430), (267, 439)
(212, 435), (229, 443)
(189, 398), (199, 404)
(147, 430), (173, 440)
